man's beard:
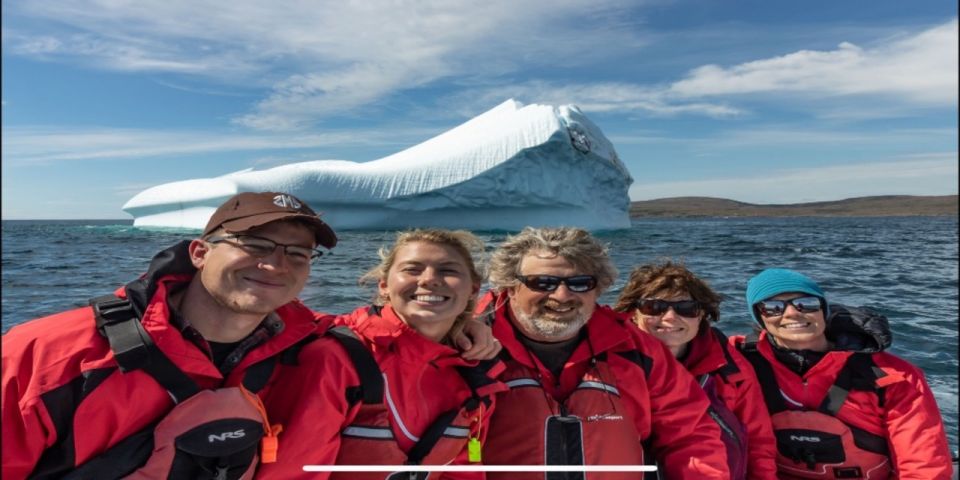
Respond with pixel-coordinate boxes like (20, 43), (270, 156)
(514, 301), (588, 340)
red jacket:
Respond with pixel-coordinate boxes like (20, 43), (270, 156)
(478, 291), (729, 480)
(257, 304), (507, 480)
(732, 330), (953, 480)
(1, 241), (319, 480)
(682, 326), (777, 479)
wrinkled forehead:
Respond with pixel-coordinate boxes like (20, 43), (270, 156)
(519, 249), (592, 274)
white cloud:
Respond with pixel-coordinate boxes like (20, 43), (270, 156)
(441, 81), (743, 119)
(441, 19), (958, 119)
(4, 0), (648, 129)
(610, 126), (957, 157)
(2, 29), (241, 75)
(668, 18), (958, 105)
(233, 63), (426, 130)
(706, 127), (957, 148)
(0, 126), (435, 165)
(5, 2), (955, 128)
(629, 153), (959, 203)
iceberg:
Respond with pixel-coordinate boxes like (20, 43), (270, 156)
(122, 99), (634, 231)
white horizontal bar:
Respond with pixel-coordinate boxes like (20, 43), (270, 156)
(302, 465), (656, 472)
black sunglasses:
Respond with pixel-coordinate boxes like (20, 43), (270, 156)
(635, 299), (701, 318)
(516, 275), (598, 293)
(754, 296), (823, 318)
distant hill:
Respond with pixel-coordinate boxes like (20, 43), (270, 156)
(629, 195), (958, 217)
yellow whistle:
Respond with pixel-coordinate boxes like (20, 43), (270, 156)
(467, 437), (482, 463)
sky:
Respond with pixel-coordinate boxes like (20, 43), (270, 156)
(2, 0), (957, 219)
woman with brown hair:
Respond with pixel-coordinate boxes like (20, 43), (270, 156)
(615, 260), (777, 479)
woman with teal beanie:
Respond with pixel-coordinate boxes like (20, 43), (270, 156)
(732, 268), (952, 479)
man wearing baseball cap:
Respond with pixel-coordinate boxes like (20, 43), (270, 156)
(2, 191), (337, 478)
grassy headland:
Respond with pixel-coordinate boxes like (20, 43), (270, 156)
(629, 195), (958, 218)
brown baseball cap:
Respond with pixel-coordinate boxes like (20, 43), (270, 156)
(203, 192), (337, 249)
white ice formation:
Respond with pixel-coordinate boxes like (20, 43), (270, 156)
(122, 99), (634, 231)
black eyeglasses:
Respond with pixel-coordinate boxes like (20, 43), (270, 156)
(206, 234), (322, 266)
(516, 275), (598, 293)
(754, 296), (823, 318)
(635, 299), (701, 318)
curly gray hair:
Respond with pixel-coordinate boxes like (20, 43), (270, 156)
(488, 226), (617, 293)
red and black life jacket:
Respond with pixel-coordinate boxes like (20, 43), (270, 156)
(740, 334), (892, 480)
(483, 348), (651, 480)
(61, 295), (283, 480)
(325, 324), (501, 480)
(699, 328), (749, 480)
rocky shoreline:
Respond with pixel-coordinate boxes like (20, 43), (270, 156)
(630, 195), (958, 218)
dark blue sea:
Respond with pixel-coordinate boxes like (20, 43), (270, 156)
(2, 217), (957, 451)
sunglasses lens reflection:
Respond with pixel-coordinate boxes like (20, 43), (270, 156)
(757, 296), (822, 317)
(758, 301), (786, 316)
(530, 277), (561, 292)
(792, 296), (823, 313)
(565, 276), (597, 292)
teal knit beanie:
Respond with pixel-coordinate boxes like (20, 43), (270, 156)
(746, 268), (829, 325)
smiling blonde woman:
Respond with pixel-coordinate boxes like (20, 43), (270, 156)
(258, 229), (507, 480)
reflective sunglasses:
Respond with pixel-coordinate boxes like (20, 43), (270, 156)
(206, 234), (322, 266)
(516, 275), (598, 293)
(754, 296), (823, 318)
(635, 299), (701, 318)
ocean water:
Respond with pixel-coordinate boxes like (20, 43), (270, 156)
(2, 217), (957, 451)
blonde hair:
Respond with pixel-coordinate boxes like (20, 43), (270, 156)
(359, 229), (485, 345)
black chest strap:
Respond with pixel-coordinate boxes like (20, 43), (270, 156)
(819, 352), (886, 414)
(746, 356), (790, 413)
(63, 295), (283, 480)
(90, 295), (278, 402)
(327, 325), (385, 405)
(710, 327), (741, 382)
(739, 332), (885, 415)
(91, 295), (201, 403)
(406, 359), (498, 466)
(740, 333), (790, 413)
(327, 324), (498, 466)
(613, 349), (653, 378)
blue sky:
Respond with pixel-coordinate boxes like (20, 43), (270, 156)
(2, 0), (957, 219)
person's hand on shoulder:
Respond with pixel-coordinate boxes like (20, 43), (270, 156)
(454, 319), (502, 360)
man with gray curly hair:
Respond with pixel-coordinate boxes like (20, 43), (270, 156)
(477, 226), (729, 479)
(486, 227), (617, 341)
